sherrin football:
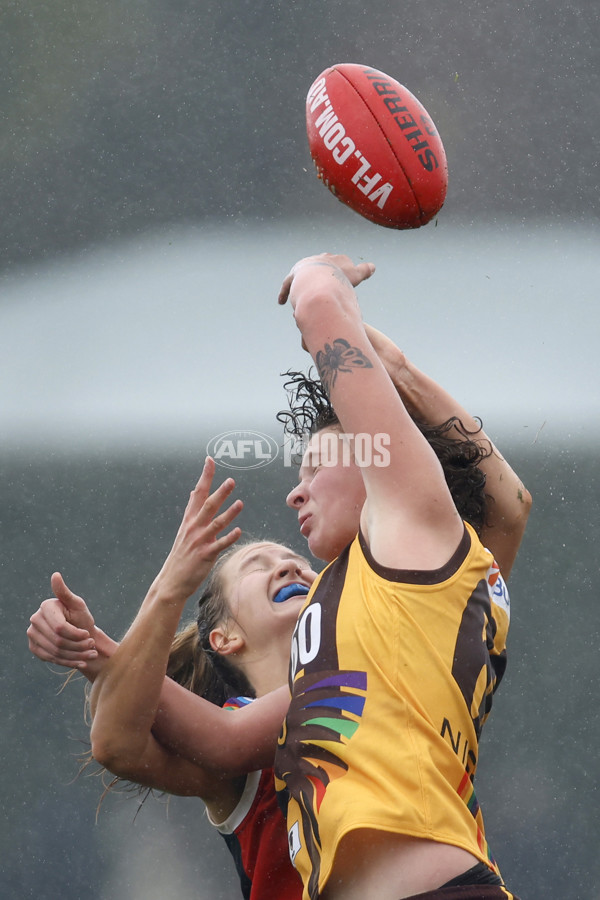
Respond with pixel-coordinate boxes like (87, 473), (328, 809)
(306, 64), (448, 229)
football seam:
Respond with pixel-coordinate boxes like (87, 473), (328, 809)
(335, 68), (424, 223)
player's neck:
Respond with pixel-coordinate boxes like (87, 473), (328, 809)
(245, 647), (290, 698)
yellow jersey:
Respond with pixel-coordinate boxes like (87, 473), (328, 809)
(274, 523), (510, 900)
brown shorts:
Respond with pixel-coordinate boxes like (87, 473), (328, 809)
(401, 887), (520, 900)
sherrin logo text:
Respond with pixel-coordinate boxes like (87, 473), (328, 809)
(363, 68), (441, 173)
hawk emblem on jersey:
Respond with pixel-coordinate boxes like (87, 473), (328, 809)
(277, 670), (367, 900)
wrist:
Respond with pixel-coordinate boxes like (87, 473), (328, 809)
(388, 351), (411, 388)
(363, 325), (410, 392)
(146, 575), (191, 608)
(92, 627), (118, 659)
(389, 356), (422, 418)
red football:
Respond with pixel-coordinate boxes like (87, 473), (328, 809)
(306, 64), (448, 229)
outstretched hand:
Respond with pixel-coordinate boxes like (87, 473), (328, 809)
(27, 573), (98, 669)
(27, 459), (243, 669)
(151, 456), (243, 602)
(278, 252), (375, 308)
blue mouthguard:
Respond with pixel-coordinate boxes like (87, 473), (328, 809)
(273, 583), (310, 604)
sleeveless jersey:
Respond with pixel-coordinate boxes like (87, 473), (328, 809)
(208, 697), (302, 900)
(274, 523), (511, 900)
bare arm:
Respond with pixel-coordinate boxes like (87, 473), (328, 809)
(27, 581), (227, 797)
(28, 468), (284, 782)
(29, 580), (284, 783)
(280, 254), (464, 569)
(364, 324), (532, 578)
(151, 679), (289, 775)
(88, 459), (255, 799)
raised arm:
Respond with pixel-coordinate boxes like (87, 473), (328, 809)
(88, 459), (284, 795)
(28, 581), (287, 779)
(89, 460), (238, 788)
(364, 324), (532, 578)
(28, 469), (285, 783)
(279, 253), (464, 569)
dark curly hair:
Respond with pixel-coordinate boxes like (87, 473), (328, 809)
(277, 369), (491, 536)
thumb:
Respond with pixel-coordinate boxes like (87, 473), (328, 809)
(51, 572), (88, 615)
(356, 262), (376, 284)
(278, 273), (293, 305)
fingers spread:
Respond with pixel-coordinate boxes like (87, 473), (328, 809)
(209, 498), (244, 535)
(213, 525), (242, 555)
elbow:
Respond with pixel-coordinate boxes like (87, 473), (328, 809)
(90, 723), (139, 779)
(499, 481), (533, 535)
(89, 725), (121, 772)
(503, 481), (533, 549)
(518, 483), (533, 525)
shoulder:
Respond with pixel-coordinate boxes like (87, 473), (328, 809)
(356, 522), (477, 585)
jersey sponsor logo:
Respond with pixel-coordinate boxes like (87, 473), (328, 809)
(487, 561), (510, 618)
(440, 717), (498, 869)
(441, 716), (477, 775)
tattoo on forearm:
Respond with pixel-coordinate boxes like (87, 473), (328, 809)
(315, 338), (373, 396)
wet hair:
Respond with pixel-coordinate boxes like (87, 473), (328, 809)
(167, 542), (256, 707)
(276, 369), (491, 536)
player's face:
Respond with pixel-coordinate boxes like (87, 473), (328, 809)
(219, 542), (317, 652)
(286, 428), (366, 562)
